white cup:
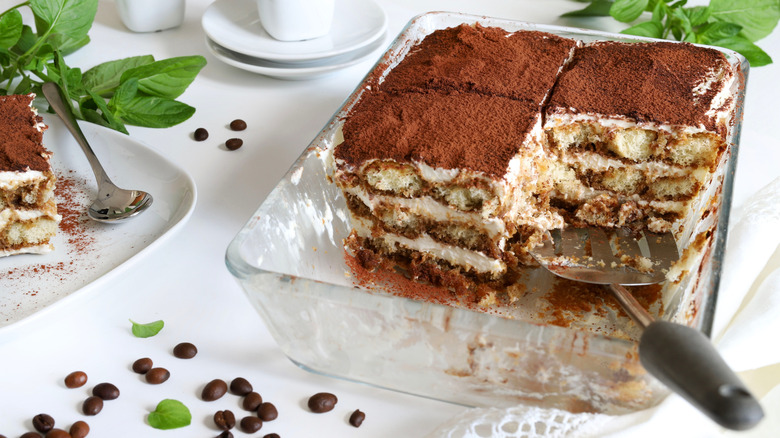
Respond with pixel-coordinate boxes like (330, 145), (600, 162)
(257, 0), (335, 41)
(116, 0), (185, 33)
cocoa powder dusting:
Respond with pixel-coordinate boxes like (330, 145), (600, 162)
(338, 91), (539, 176)
(381, 24), (577, 105)
(547, 41), (731, 131)
(0, 94), (50, 172)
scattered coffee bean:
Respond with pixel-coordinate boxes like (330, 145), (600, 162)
(64, 371), (87, 388)
(69, 421), (89, 438)
(92, 382), (120, 400)
(145, 367), (170, 384)
(32, 413), (55, 433)
(307, 392), (337, 413)
(45, 429), (70, 438)
(263, 434), (280, 438)
(132, 357), (153, 374)
(82, 396), (103, 416)
(217, 432), (233, 438)
(230, 119), (247, 131)
(257, 402), (278, 422)
(173, 342), (198, 359)
(194, 127), (209, 141)
(20, 433), (41, 438)
(229, 377), (253, 396)
(213, 410), (236, 431)
(202, 379), (228, 401)
(239, 416), (263, 433)
(349, 409), (365, 427)
(225, 138), (243, 151)
(242, 392), (263, 411)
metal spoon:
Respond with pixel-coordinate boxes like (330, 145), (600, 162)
(42, 82), (153, 223)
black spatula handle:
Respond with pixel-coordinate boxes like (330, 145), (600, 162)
(639, 320), (764, 430)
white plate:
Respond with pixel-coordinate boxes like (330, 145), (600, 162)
(206, 35), (385, 80)
(0, 115), (197, 333)
(202, 0), (387, 62)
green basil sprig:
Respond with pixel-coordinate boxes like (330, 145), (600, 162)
(563, 0), (778, 67)
(0, 0), (206, 134)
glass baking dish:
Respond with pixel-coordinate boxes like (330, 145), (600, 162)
(226, 12), (748, 414)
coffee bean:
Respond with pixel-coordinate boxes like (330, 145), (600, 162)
(32, 413), (55, 433)
(64, 371), (87, 388)
(257, 402), (277, 422)
(225, 138), (243, 150)
(45, 429), (70, 438)
(213, 410), (236, 430)
(229, 377), (252, 396)
(82, 396), (103, 416)
(239, 416), (262, 433)
(145, 367), (170, 384)
(173, 342), (198, 359)
(194, 128), (209, 141)
(307, 392), (337, 413)
(20, 433), (41, 438)
(263, 434), (280, 438)
(69, 421), (89, 438)
(92, 382), (120, 400)
(132, 357), (153, 374)
(217, 432), (233, 438)
(349, 409), (365, 427)
(202, 379), (228, 401)
(242, 392), (263, 411)
(230, 119), (247, 131)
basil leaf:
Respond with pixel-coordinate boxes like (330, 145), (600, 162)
(147, 399), (191, 430)
(610, 0), (649, 22)
(110, 77), (139, 109)
(562, 0), (614, 17)
(83, 55), (155, 96)
(622, 19), (665, 37)
(671, 7), (692, 34)
(685, 6), (711, 26)
(0, 9), (23, 48)
(120, 55), (207, 99)
(711, 35), (773, 66)
(113, 95), (196, 128)
(30, 0), (98, 50)
(697, 21), (743, 43)
(130, 319), (164, 338)
(710, 0), (780, 42)
(82, 89), (128, 134)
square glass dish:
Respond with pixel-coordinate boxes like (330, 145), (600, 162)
(226, 12), (748, 414)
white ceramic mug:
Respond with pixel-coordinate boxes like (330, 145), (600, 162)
(257, 0), (335, 41)
(116, 0), (185, 33)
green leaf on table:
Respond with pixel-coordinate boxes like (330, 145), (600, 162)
(670, 7), (693, 34)
(0, 9), (23, 48)
(711, 35), (773, 66)
(30, 0), (98, 51)
(82, 89), (128, 134)
(83, 55), (155, 97)
(147, 399), (191, 430)
(610, 0), (649, 22)
(130, 319), (164, 338)
(710, 0), (780, 42)
(561, 0), (614, 17)
(110, 77), (139, 108)
(622, 19), (665, 38)
(119, 55), (207, 99)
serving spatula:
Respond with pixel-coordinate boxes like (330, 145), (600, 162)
(530, 227), (763, 430)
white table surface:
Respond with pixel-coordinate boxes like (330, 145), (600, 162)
(1, 0), (778, 436)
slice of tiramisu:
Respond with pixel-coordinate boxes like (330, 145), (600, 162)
(0, 94), (60, 257)
(543, 41), (737, 233)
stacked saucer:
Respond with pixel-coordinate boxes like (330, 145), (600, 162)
(202, 0), (387, 80)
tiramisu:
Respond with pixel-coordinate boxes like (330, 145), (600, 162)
(0, 94), (60, 257)
(331, 24), (738, 298)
